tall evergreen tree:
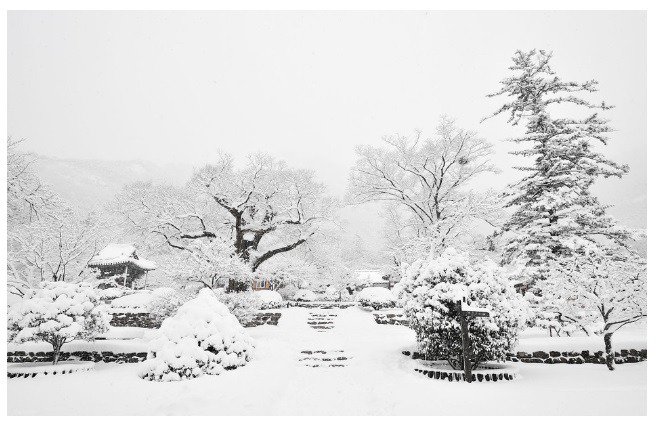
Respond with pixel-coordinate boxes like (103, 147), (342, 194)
(484, 50), (631, 295)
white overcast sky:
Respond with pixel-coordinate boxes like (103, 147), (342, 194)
(8, 11), (647, 229)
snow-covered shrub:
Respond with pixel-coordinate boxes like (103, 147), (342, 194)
(356, 287), (396, 310)
(215, 290), (263, 326)
(277, 284), (299, 301)
(110, 291), (153, 312)
(322, 285), (340, 301)
(140, 288), (255, 382)
(398, 248), (527, 370)
(7, 281), (110, 364)
(147, 287), (193, 326)
(292, 289), (317, 302)
(254, 290), (284, 309)
(97, 286), (130, 301)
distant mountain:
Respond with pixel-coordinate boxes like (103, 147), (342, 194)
(34, 155), (194, 210)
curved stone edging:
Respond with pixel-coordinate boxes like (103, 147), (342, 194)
(7, 361), (95, 378)
(413, 366), (518, 382)
(412, 360), (519, 383)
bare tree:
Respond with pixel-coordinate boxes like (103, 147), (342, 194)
(117, 152), (338, 287)
(6, 137), (58, 224)
(7, 208), (108, 297)
(348, 117), (500, 256)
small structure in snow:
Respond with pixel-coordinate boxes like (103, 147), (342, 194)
(354, 269), (390, 289)
(251, 277), (274, 291)
(88, 244), (156, 289)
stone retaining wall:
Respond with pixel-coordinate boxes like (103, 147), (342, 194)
(508, 349), (647, 364)
(7, 350), (148, 364)
(111, 311), (282, 329)
(293, 302), (355, 309)
(110, 312), (159, 328)
(244, 312), (282, 328)
(403, 349), (647, 365)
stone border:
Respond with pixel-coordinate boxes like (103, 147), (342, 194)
(403, 348), (647, 365)
(244, 312), (282, 327)
(111, 311), (283, 329)
(7, 361), (95, 378)
(412, 360), (519, 383)
(508, 349), (647, 364)
(110, 312), (159, 328)
(293, 302), (355, 309)
(8, 350), (148, 364)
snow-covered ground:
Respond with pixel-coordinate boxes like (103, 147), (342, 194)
(7, 307), (646, 415)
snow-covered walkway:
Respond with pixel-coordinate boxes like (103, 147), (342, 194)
(7, 307), (647, 415)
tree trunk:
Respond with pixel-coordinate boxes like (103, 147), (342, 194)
(604, 332), (615, 371)
(52, 340), (63, 365)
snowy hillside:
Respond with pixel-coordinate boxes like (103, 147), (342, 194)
(34, 155), (194, 210)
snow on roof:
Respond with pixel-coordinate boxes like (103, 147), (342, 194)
(88, 243), (157, 271)
(355, 269), (385, 283)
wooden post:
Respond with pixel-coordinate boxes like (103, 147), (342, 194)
(458, 300), (473, 383)
(124, 265), (131, 289)
(457, 300), (490, 384)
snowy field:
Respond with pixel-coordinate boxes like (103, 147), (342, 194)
(8, 307), (646, 415)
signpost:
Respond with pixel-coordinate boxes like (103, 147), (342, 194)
(457, 300), (490, 383)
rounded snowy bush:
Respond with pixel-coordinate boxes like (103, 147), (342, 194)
(322, 285), (340, 301)
(7, 281), (110, 364)
(140, 288), (255, 382)
(97, 286), (130, 301)
(356, 287), (396, 310)
(292, 289), (317, 302)
(254, 290), (284, 309)
(397, 248), (527, 370)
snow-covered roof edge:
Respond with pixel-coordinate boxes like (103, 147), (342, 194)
(88, 243), (157, 271)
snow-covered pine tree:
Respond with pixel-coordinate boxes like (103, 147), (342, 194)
(483, 50), (632, 298)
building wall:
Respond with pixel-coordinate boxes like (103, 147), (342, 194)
(251, 279), (272, 291)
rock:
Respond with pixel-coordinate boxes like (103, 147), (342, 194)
(533, 351), (549, 359)
(549, 351), (560, 357)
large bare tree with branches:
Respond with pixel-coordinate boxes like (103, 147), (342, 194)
(348, 117), (500, 259)
(117, 152), (338, 289)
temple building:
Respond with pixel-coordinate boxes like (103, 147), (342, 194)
(88, 244), (157, 289)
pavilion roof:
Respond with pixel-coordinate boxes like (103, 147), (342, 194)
(88, 243), (157, 271)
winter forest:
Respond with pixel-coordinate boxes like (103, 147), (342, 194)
(5, 10), (648, 416)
